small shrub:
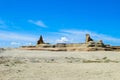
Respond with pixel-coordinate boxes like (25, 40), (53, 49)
(103, 57), (107, 60)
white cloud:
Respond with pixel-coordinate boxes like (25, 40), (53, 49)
(28, 20), (47, 28)
(24, 42), (33, 46)
(0, 30), (38, 42)
(28, 42), (32, 45)
(56, 37), (69, 43)
(1, 26), (120, 47)
(10, 42), (35, 47)
(11, 42), (20, 45)
(0, 30), (38, 47)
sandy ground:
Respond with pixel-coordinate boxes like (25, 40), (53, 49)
(0, 49), (120, 80)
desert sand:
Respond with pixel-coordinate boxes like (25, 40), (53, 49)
(0, 49), (120, 80)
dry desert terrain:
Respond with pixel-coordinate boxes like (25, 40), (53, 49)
(0, 49), (120, 80)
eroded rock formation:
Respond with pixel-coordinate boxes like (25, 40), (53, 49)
(96, 40), (105, 47)
(22, 34), (113, 51)
(37, 35), (44, 44)
(85, 34), (93, 43)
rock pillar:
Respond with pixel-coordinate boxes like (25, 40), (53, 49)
(37, 35), (44, 44)
(85, 34), (93, 43)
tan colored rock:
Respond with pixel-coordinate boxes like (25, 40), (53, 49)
(85, 34), (93, 43)
(87, 41), (96, 47)
(96, 40), (105, 47)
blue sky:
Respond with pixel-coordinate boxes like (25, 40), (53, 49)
(0, 0), (120, 47)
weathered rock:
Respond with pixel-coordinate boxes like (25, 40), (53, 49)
(87, 41), (96, 47)
(33, 34), (113, 51)
(85, 34), (93, 43)
(87, 40), (106, 47)
(96, 40), (105, 47)
(37, 35), (44, 44)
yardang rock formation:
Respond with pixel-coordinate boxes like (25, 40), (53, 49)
(37, 35), (45, 44)
(85, 34), (93, 43)
(21, 34), (120, 51)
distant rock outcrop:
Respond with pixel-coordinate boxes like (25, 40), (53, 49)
(37, 35), (44, 45)
(36, 35), (52, 48)
(85, 34), (93, 43)
(21, 34), (113, 51)
(96, 40), (105, 47)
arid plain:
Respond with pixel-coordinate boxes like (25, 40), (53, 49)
(0, 49), (120, 80)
